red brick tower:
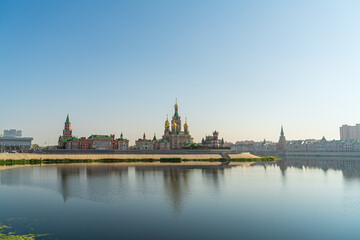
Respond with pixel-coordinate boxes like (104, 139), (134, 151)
(63, 114), (72, 138)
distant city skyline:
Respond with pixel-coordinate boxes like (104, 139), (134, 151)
(1, 0), (360, 145)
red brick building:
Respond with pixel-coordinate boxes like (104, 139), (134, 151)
(58, 115), (129, 150)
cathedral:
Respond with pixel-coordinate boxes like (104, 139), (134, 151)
(162, 100), (193, 149)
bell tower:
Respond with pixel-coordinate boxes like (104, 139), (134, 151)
(184, 118), (189, 135)
(164, 114), (170, 135)
(172, 99), (182, 133)
(63, 114), (72, 139)
(276, 125), (286, 151)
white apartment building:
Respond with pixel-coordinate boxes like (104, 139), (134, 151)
(340, 124), (360, 140)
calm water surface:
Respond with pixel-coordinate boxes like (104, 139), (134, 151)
(1, 158), (360, 239)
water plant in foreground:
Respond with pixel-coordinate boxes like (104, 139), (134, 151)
(0, 224), (48, 240)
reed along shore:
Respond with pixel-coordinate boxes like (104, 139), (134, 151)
(0, 152), (278, 167)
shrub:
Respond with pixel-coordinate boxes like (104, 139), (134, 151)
(160, 158), (182, 163)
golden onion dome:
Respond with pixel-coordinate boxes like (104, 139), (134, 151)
(165, 115), (170, 127)
(184, 118), (188, 128)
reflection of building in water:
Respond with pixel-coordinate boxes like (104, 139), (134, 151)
(58, 166), (82, 202)
(201, 168), (225, 191)
(275, 158), (360, 179)
(57, 165), (129, 202)
(55, 165), (227, 212)
(133, 166), (192, 216)
(163, 168), (190, 216)
(85, 165), (128, 177)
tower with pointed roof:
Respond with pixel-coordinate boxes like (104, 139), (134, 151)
(116, 132), (129, 150)
(162, 99), (192, 149)
(276, 125), (287, 151)
(64, 114), (72, 138)
(58, 114), (73, 148)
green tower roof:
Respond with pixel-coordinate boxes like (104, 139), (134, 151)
(66, 114), (70, 124)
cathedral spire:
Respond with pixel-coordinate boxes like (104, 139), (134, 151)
(174, 98), (179, 117)
(66, 114), (70, 124)
(277, 125), (286, 151)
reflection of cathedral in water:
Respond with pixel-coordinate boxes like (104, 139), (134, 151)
(55, 165), (228, 215)
(133, 166), (227, 216)
(163, 168), (190, 216)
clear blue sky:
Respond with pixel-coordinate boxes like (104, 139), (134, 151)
(1, 0), (360, 145)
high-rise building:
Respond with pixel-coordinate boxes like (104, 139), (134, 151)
(4, 129), (22, 137)
(340, 124), (360, 140)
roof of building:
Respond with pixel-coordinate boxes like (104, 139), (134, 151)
(117, 133), (129, 142)
(88, 135), (112, 140)
(117, 137), (129, 142)
(0, 137), (33, 141)
(59, 137), (80, 143)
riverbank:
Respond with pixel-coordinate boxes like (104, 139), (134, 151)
(0, 161), (256, 169)
(0, 153), (278, 169)
(0, 161), (259, 172)
(0, 152), (259, 160)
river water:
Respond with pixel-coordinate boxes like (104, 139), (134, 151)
(1, 158), (360, 239)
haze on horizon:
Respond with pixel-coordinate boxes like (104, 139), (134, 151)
(1, 0), (360, 146)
